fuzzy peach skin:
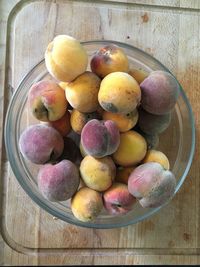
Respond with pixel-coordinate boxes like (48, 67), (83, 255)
(28, 80), (67, 122)
(70, 109), (101, 134)
(38, 160), (80, 202)
(102, 109), (138, 132)
(138, 108), (171, 135)
(140, 70), (180, 115)
(103, 183), (136, 215)
(142, 149), (170, 170)
(48, 110), (71, 136)
(98, 72), (141, 114)
(128, 68), (148, 84)
(19, 124), (64, 164)
(116, 166), (135, 184)
(58, 137), (83, 166)
(81, 119), (120, 158)
(128, 162), (176, 208)
(113, 130), (147, 167)
(45, 35), (88, 82)
(64, 71), (101, 113)
(79, 141), (88, 158)
(71, 187), (103, 222)
(90, 44), (129, 78)
(80, 155), (116, 192)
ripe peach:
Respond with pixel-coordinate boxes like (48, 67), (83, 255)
(142, 149), (170, 170)
(81, 119), (120, 158)
(98, 72), (141, 114)
(138, 108), (171, 135)
(128, 68), (148, 84)
(38, 160), (79, 202)
(19, 124), (64, 164)
(71, 187), (103, 222)
(103, 183), (136, 215)
(113, 131), (147, 167)
(28, 80), (67, 122)
(65, 71), (101, 113)
(102, 109), (138, 132)
(45, 35), (88, 82)
(90, 44), (129, 78)
(116, 166), (135, 184)
(140, 71), (180, 115)
(80, 155), (116, 192)
(48, 110), (71, 136)
(70, 109), (101, 134)
(128, 162), (176, 208)
(79, 141), (88, 158)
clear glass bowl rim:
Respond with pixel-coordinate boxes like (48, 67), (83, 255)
(4, 40), (196, 229)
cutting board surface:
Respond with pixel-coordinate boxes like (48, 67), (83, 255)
(1, 0), (200, 265)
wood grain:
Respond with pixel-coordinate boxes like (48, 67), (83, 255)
(1, 0), (200, 265)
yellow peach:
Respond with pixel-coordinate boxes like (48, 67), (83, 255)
(142, 149), (170, 170)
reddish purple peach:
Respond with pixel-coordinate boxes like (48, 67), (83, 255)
(19, 124), (64, 164)
(138, 108), (171, 135)
(81, 119), (120, 158)
(128, 162), (176, 208)
(38, 160), (80, 201)
(140, 71), (180, 115)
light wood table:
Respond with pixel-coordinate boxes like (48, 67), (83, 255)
(0, 0), (200, 265)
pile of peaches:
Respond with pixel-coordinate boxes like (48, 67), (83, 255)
(19, 35), (180, 222)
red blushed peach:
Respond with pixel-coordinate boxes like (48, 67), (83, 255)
(45, 35), (88, 82)
(38, 160), (80, 202)
(48, 110), (71, 136)
(128, 162), (176, 208)
(81, 119), (120, 158)
(140, 71), (180, 115)
(90, 44), (129, 78)
(103, 183), (136, 215)
(98, 72), (141, 114)
(28, 80), (67, 122)
(19, 124), (64, 164)
(71, 187), (103, 222)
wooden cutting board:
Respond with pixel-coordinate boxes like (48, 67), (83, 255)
(1, 0), (200, 265)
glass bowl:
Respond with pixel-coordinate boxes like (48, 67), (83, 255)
(4, 40), (195, 229)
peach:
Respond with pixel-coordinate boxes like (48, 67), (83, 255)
(116, 167), (135, 184)
(141, 132), (159, 150)
(140, 71), (180, 115)
(58, 137), (83, 166)
(80, 155), (116, 192)
(38, 160), (79, 202)
(45, 35), (88, 82)
(113, 131), (147, 167)
(19, 124), (64, 164)
(102, 109), (138, 132)
(65, 71), (101, 113)
(71, 187), (103, 222)
(128, 162), (176, 208)
(138, 108), (171, 135)
(90, 44), (129, 78)
(28, 80), (67, 122)
(142, 149), (170, 170)
(48, 110), (71, 136)
(81, 119), (120, 158)
(79, 141), (88, 158)
(103, 183), (136, 215)
(70, 109), (101, 134)
(129, 68), (149, 84)
(98, 72), (141, 114)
